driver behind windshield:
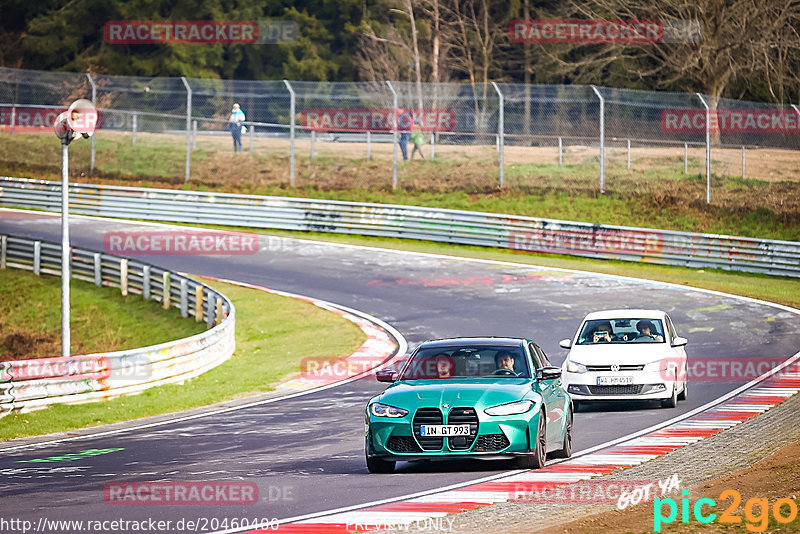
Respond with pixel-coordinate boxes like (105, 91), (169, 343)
(494, 351), (518, 375)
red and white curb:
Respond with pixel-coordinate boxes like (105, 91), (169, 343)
(226, 355), (800, 534)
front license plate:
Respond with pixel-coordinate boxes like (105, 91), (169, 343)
(419, 425), (470, 437)
(597, 375), (633, 385)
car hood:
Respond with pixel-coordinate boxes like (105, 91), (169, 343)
(377, 379), (536, 410)
(566, 343), (675, 365)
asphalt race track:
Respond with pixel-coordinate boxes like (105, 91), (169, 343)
(2, 210), (800, 531)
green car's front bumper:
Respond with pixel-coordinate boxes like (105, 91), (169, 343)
(366, 408), (541, 462)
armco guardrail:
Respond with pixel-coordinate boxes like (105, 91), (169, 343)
(1, 176), (799, 278)
(0, 233), (235, 415)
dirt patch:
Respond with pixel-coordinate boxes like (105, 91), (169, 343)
(0, 329), (76, 360)
(538, 440), (800, 534)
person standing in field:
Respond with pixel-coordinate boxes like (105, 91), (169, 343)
(410, 119), (425, 160)
(229, 103), (245, 153)
(397, 108), (412, 161)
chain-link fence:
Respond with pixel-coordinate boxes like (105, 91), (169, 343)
(1, 66), (798, 197)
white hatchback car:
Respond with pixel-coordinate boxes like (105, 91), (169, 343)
(559, 309), (688, 409)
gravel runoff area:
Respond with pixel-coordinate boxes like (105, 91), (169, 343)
(370, 390), (800, 534)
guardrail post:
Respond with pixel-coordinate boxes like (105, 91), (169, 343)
(132, 113), (137, 145)
(142, 265), (150, 300)
(591, 85), (605, 192)
(310, 130), (316, 161)
(86, 73), (97, 174)
(283, 80), (296, 187)
(696, 93), (711, 203)
(207, 294), (215, 328)
(742, 146), (746, 179)
(195, 285), (203, 322)
(33, 240), (41, 275)
(366, 130), (371, 161)
(1, 235), (6, 269)
(93, 252), (101, 286)
(179, 278), (188, 317)
(215, 297), (224, 325)
(180, 76), (192, 183)
(162, 271), (171, 309)
(120, 258), (128, 296)
(386, 81), (399, 189)
(558, 137), (562, 166)
(491, 82), (504, 188)
(192, 120), (197, 150)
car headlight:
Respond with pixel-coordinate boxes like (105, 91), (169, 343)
(484, 400), (534, 416)
(370, 402), (408, 418)
(643, 359), (662, 372)
(566, 360), (587, 374)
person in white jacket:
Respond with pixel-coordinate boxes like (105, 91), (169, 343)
(229, 103), (246, 152)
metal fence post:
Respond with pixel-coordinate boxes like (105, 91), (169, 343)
(283, 80), (296, 187)
(10, 105), (15, 136)
(33, 240), (41, 275)
(386, 81), (398, 189)
(180, 77), (192, 183)
(192, 120), (197, 150)
(132, 113), (137, 145)
(591, 85), (605, 192)
(742, 146), (746, 179)
(430, 132), (435, 161)
(627, 139), (631, 169)
(366, 130), (371, 161)
(120, 258), (128, 296)
(558, 137), (562, 165)
(311, 130), (316, 161)
(696, 93), (711, 204)
(60, 137), (70, 358)
(0, 235), (6, 269)
(684, 143), (688, 173)
(86, 74), (97, 174)
(491, 82), (504, 188)
(249, 123), (254, 152)
(180, 278), (188, 318)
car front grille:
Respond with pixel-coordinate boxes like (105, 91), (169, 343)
(587, 385), (644, 395)
(413, 408), (443, 451)
(586, 365), (645, 371)
(472, 433), (510, 452)
(387, 435), (422, 453)
(446, 407), (479, 450)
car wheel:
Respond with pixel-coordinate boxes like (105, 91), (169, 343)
(366, 453), (395, 473)
(661, 384), (678, 408)
(517, 411), (546, 469)
(551, 407), (573, 459)
(677, 380), (687, 401)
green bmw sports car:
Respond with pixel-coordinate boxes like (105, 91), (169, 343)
(365, 337), (573, 473)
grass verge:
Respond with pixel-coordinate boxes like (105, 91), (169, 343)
(0, 278), (367, 440)
(0, 268), (206, 359)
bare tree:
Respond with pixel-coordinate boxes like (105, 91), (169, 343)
(540, 0), (800, 105)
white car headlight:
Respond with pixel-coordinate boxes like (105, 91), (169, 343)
(566, 360), (588, 374)
(370, 402), (408, 418)
(643, 359), (663, 372)
(484, 400), (534, 416)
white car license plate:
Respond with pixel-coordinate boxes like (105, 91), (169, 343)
(419, 425), (470, 437)
(597, 376), (633, 386)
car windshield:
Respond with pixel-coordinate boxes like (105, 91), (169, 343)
(576, 318), (666, 345)
(398, 346), (530, 379)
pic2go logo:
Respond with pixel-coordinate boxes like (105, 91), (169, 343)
(654, 489), (799, 532)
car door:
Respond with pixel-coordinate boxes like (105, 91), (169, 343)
(530, 343), (566, 448)
(665, 314), (687, 381)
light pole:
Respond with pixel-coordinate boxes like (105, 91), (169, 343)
(53, 99), (97, 357)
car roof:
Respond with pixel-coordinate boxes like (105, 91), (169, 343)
(418, 337), (528, 349)
(583, 309), (668, 321)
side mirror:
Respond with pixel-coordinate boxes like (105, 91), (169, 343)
(559, 338), (572, 349)
(671, 337), (688, 347)
(537, 366), (562, 381)
(376, 369), (397, 383)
